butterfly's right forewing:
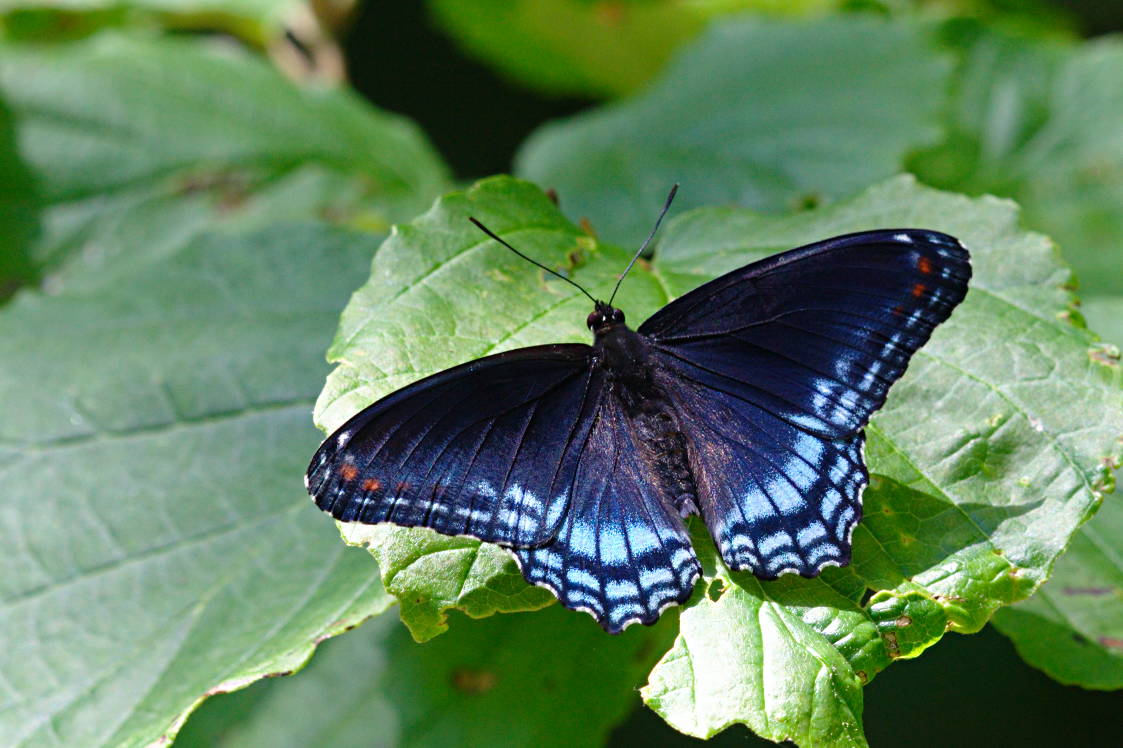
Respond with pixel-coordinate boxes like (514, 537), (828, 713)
(640, 230), (971, 438)
(307, 344), (600, 548)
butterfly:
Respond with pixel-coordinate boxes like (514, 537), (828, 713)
(306, 186), (971, 633)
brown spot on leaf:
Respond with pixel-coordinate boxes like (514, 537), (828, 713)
(797, 193), (822, 210)
(1062, 586), (1114, 596)
(1088, 343), (1120, 367)
(452, 668), (498, 694)
(1099, 636), (1123, 650)
(579, 217), (597, 237)
(595, 1), (626, 26)
(896, 615), (912, 628)
(545, 188), (559, 206)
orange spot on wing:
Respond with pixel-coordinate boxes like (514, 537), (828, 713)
(892, 305), (906, 316)
(362, 478), (381, 492)
(917, 256), (933, 275)
(395, 481), (410, 494)
(911, 283), (927, 298)
(339, 463), (358, 481)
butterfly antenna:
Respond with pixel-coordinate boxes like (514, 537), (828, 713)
(607, 183), (678, 307)
(469, 217), (597, 304)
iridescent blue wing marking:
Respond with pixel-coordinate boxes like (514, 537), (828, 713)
(515, 396), (701, 633)
(306, 344), (599, 547)
(641, 230), (972, 438)
(642, 230), (970, 575)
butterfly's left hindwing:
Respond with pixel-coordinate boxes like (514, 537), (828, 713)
(307, 344), (599, 548)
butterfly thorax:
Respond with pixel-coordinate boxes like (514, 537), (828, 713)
(595, 321), (701, 519)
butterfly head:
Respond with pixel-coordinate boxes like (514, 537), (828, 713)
(587, 302), (625, 333)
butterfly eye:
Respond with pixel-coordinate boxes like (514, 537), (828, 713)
(586, 310), (604, 330)
(611, 308), (626, 324)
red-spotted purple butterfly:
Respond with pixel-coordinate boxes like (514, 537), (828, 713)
(306, 186), (971, 633)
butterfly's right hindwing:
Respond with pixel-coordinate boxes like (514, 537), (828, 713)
(515, 396), (701, 633)
(307, 344), (599, 548)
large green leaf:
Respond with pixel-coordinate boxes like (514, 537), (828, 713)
(515, 16), (950, 246)
(1083, 297), (1123, 347)
(315, 174), (1121, 744)
(0, 94), (38, 298)
(313, 177), (656, 641)
(638, 176), (1121, 741)
(990, 494), (1123, 690)
(0, 0), (318, 47)
(427, 0), (843, 99)
(0, 33), (448, 291)
(175, 603), (672, 747)
(909, 27), (1123, 688)
(911, 28), (1123, 297)
(426, 1), (1072, 100)
(0, 223), (391, 747)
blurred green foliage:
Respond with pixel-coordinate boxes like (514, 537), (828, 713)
(0, 1), (1120, 747)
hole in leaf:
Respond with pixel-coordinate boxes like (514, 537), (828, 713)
(707, 579), (725, 602)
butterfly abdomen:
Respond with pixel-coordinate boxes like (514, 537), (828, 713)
(598, 325), (701, 520)
(632, 405), (700, 519)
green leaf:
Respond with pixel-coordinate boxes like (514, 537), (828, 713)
(0, 0), (315, 47)
(175, 604), (673, 747)
(0, 223), (392, 747)
(0, 94), (39, 299)
(0, 33), (449, 290)
(638, 175), (1122, 741)
(990, 492), (1123, 690)
(427, 0), (846, 99)
(910, 29), (1123, 298)
(908, 28), (1123, 690)
(1083, 296), (1123, 347)
(314, 175), (670, 640)
(643, 525), (868, 745)
(316, 174), (1121, 743)
(515, 15), (950, 246)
